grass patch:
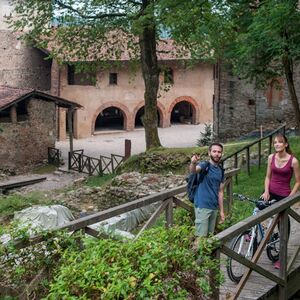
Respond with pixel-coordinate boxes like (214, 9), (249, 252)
(85, 173), (115, 187)
(32, 164), (57, 174)
(0, 191), (53, 219)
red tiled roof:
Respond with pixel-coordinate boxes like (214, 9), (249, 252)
(0, 86), (34, 110)
(44, 30), (190, 62)
(0, 86), (82, 110)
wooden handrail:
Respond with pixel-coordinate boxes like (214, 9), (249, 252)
(213, 191), (300, 299)
(215, 191), (300, 244)
(222, 123), (286, 163)
(9, 168), (239, 250)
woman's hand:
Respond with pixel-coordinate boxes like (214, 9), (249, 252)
(261, 191), (270, 201)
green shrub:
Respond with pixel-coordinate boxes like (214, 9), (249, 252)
(46, 224), (222, 299)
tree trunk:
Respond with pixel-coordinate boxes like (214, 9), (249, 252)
(138, 0), (162, 150)
(282, 55), (300, 132)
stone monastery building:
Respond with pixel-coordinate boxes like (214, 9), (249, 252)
(1, 0), (298, 142)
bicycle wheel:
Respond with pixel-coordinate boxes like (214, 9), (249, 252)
(266, 217), (291, 262)
(227, 230), (258, 283)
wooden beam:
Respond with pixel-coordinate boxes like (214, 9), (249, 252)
(231, 214), (280, 299)
(221, 245), (285, 286)
(173, 197), (193, 213)
(67, 108), (74, 152)
(134, 200), (170, 240)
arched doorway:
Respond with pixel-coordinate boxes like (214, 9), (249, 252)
(134, 106), (161, 128)
(170, 100), (194, 124)
(94, 106), (125, 131)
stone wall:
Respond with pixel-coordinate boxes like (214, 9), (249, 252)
(214, 63), (298, 141)
(0, 30), (51, 90)
(0, 98), (56, 173)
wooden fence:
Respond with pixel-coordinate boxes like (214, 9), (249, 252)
(213, 191), (300, 299)
(47, 147), (60, 167)
(221, 123), (286, 181)
(1, 169), (239, 299)
(68, 150), (124, 176)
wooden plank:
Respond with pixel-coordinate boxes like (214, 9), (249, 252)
(0, 177), (47, 192)
(165, 199), (173, 228)
(288, 208), (300, 223)
(173, 197), (193, 213)
(278, 211), (289, 299)
(134, 200), (169, 240)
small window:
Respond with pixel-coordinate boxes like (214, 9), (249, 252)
(164, 68), (174, 84)
(67, 65), (96, 86)
(248, 99), (255, 106)
(109, 73), (118, 85)
(17, 100), (29, 121)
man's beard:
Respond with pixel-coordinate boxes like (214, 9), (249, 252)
(210, 155), (221, 163)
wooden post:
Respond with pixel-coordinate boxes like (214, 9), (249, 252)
(258, 140), (262, 169)
(68, 108), (74, 153)
(10, 105), (17, 124)
(246, 147), (250, 175)
(124, 139), (131, 160)
(165, 199), (173, 228)
(209, 248), (220, 300)
(269, 135), (272, 155)
(278, 210), (289, 299)
(234, 153), (238, 184)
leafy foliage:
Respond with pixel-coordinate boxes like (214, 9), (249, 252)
(46, 224), (221, 299)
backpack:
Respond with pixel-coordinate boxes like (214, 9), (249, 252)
(186, 161), (224, 203)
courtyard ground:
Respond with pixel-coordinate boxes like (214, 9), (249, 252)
(56, 124), (206, 163)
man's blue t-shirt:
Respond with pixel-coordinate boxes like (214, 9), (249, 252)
(194, 161), (224, 209)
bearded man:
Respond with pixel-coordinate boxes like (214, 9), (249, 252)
(189, 143), (225, 239)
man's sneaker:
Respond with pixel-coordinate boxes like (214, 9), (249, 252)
(274, 261), (281, 269)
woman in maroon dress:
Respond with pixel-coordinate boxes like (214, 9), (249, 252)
(261, 133), (300, 268)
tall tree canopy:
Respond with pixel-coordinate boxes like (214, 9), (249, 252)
(8, 0), (190, 150)
(164, 0), (300, 131)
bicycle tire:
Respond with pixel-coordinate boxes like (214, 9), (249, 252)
(227, 230), (258, 283)
(266, 217), (291, 262)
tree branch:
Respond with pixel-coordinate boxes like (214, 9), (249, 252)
(54, 0), (128, 19)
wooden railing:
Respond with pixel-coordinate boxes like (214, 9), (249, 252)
(212, 192), (300, 299)
(68, 150), (124, 176)
(2, 169), (239, 299)
(221, 123), (286, 181)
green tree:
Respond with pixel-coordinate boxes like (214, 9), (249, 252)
(8, 0), (178, 150)
(164, 0), (300, 131)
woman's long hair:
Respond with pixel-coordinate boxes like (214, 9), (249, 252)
(274, 133), (292, 154)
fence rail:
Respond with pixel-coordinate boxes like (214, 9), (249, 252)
(47, 147), (60, 167)
(68, 150), (125, 176)
(221, 123), (286, 181)
(213, 191), (300, 299)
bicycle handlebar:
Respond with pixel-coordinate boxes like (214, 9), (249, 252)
(234, 193), (277, 210)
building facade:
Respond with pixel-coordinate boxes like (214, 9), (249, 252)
(52, 60), (215, 140)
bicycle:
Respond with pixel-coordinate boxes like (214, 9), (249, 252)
(226, 194), (291, 283)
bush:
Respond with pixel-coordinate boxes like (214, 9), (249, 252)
(197, 124), (213, 147)
(46, 224), (222, 299)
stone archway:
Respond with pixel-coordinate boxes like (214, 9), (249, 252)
(168, 96), (199, 125)
(92, 102), (130, 133)
(132, 101), (166, 128)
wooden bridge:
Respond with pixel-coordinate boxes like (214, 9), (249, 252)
(215, 192), (300, 300)
(2, 168), (299, 299)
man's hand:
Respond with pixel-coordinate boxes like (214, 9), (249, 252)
(191, 154), (200, 164)
(219, 211), (225, 224)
